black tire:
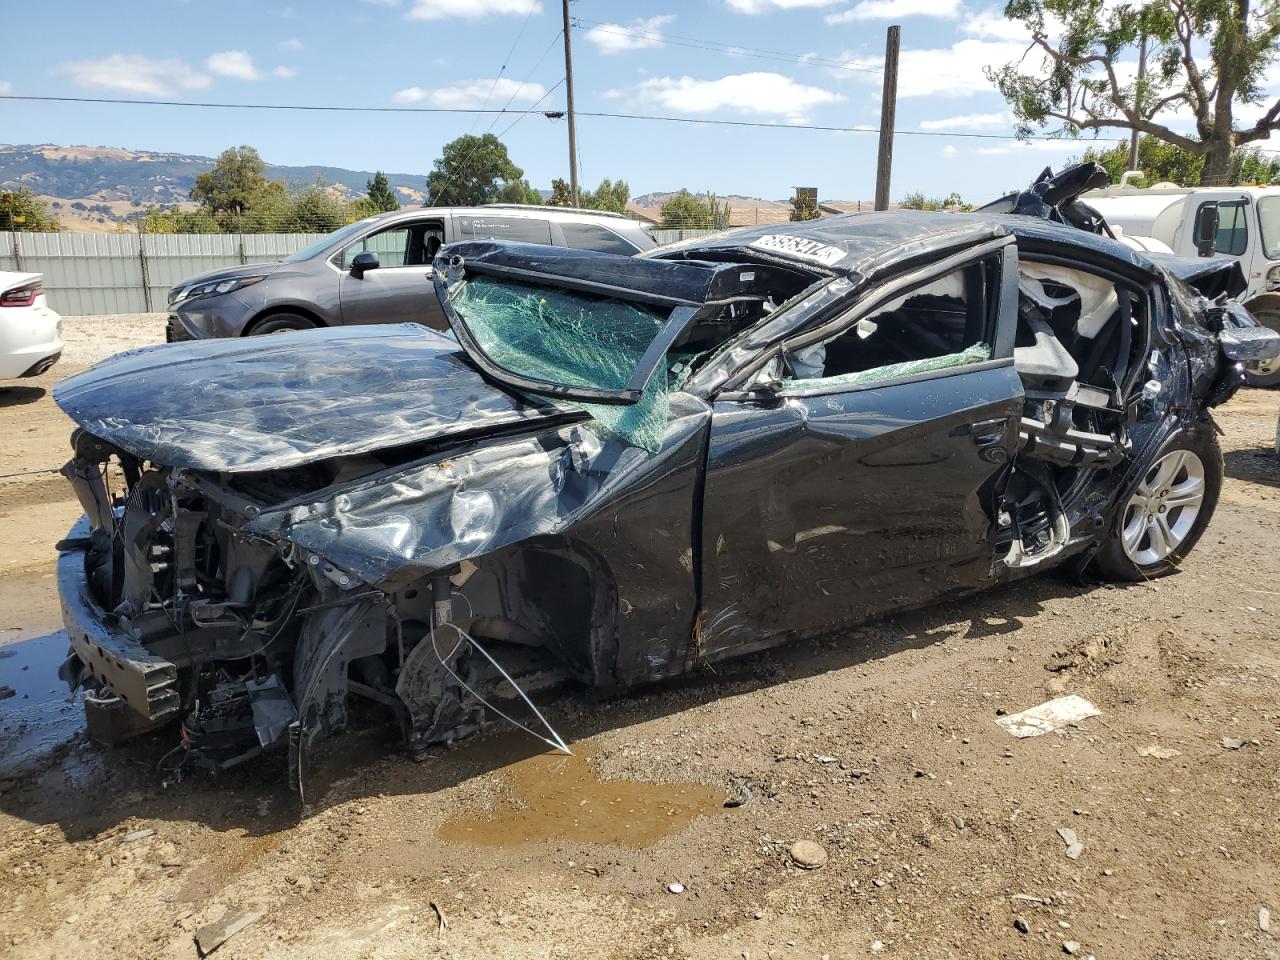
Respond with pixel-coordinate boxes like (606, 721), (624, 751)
(1244, 365), (1280, 388)
(247, 313), (316, 336)
(1244, 309), (1280, 387)
(1092, 423), (1223, 582)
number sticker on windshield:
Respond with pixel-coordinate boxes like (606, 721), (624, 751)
(748, 234), (845, 266)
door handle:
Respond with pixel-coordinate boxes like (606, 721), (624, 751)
(950, 418), (1007, 446)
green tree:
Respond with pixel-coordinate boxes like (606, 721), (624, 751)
(498, 178), (544, 204)
(1076, 134), (1280, 186)
(0, 190), (60, 231)
(1236, 146), (1280, 184)
(899, 191), (971, 211)
(989, 1), (1280, 186)
(790, 192), (820, 221)
(582, 178), (630, 213)
(141, 207), (222, 233)
(365, 171), (400, 212)
(288, 179), (351, 233)
(190, 146), (275, 217)
(659, 189), (716, 228)
(708, 193), (732, 229)
(426, 134), (524, 206)
(547, 178), (575, 207)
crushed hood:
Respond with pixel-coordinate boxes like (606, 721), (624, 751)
(1146, 253), (1248, 300)
(54, 324), (571, 472)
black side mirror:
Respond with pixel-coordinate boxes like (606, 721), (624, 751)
(1194, 204), (1220, 258)
(351, 251), (380, 276)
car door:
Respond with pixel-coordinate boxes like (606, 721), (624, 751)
(337, 217), (447, 330)
(1183, 192), (1250, 259)
(697, 238), (1023, 660)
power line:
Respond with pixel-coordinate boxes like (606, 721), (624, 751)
(496, 78), (565, 139)
(430, 15), (554, 207)
(464, 0), (541, 132)
(3, 95), (1277, 152)
(485, 29), (565, 134)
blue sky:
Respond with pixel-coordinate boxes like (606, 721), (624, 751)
(2, 0), (1277, 203)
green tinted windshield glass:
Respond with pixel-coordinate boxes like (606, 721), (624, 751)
(453, 277), (666, 391)
(452, 277), (673, 450)
(1259, 196), (1280, 260)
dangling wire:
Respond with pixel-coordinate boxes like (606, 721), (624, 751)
(428, 614), (572, 755)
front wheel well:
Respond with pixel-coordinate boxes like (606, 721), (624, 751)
(244, 306), (327, 335)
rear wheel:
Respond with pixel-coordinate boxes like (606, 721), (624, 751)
(248, 313), (316, 336)
(1244, 309), (1280, 387)
(1093, 425), (1222, 581)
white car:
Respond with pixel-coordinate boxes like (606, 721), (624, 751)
(0, 272), (62, 380)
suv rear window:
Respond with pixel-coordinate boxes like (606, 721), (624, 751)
(457, 216), (552, 244)
(561, 222), (638, 255)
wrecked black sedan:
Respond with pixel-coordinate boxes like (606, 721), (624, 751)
(53, 165), (1278, 790)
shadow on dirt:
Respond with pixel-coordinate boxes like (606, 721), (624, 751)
(0, 570), (1109, 842)
(1223, 447), (1280, 488)
(0, 385), (47, 409)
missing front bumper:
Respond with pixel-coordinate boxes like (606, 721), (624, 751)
(57, 519), (181, 724)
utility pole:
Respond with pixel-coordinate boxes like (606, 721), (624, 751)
(561, 0), (580, 207)
(874, 24), (900, 212)
(1128, 34), (1148, 172)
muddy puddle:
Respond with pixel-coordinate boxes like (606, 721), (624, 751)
(438, 742), (725, 848)
(0, 629), (84, 778)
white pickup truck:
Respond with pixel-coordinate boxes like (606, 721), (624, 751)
(1085, 183), (1280, 385)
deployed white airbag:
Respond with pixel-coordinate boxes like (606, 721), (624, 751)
(1020, 263), (1119, 339)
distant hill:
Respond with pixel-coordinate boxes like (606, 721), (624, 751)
(631, 191), (787, 209)
(0, 144), (429, 230)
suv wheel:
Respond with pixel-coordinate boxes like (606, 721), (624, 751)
(249, 314), (316, 336)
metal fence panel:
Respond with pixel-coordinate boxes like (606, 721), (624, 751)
(0, 231), (328, 315)
(648, 228), (723, 246)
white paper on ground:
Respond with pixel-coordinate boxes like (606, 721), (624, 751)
(996, 694), (1101, 738)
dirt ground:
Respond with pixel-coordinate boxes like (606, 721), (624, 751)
(3, 317), (1280, 960)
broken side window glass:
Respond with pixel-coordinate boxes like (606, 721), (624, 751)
(780, 260), (993, 390)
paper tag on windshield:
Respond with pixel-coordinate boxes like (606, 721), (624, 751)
(748, 234), (844, 266)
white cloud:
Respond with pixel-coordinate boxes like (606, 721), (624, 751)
(272, 65), (298, 79)
(941, 144), (958, 157)
(920, 111), (1011, 130)
(961, 7), (1031, 41)
(206, 50), (261, 80)
(393, 77), (546, 108)
(406, 0), (540, 19)
(0, 81), (11, 95)
(835, 38), (1033, 97)
(726, 0), (842, 12)
(607, 71), (844, 124)
(278, 37), (304, 50)
(826, 0), (962, 23)
(974, 139), (1096, 156)
(59, 54), (211, 97)
(363, 0), (401, 4)
(586, 15), (675, 55)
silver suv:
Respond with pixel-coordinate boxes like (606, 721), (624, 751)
(166, 205), (656, 340)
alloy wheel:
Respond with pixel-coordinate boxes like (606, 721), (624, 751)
(1120, 448), (1206, 566)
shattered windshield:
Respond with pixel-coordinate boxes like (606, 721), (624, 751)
(452, 277), (668, 393)
(451, 277), (677, 450)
